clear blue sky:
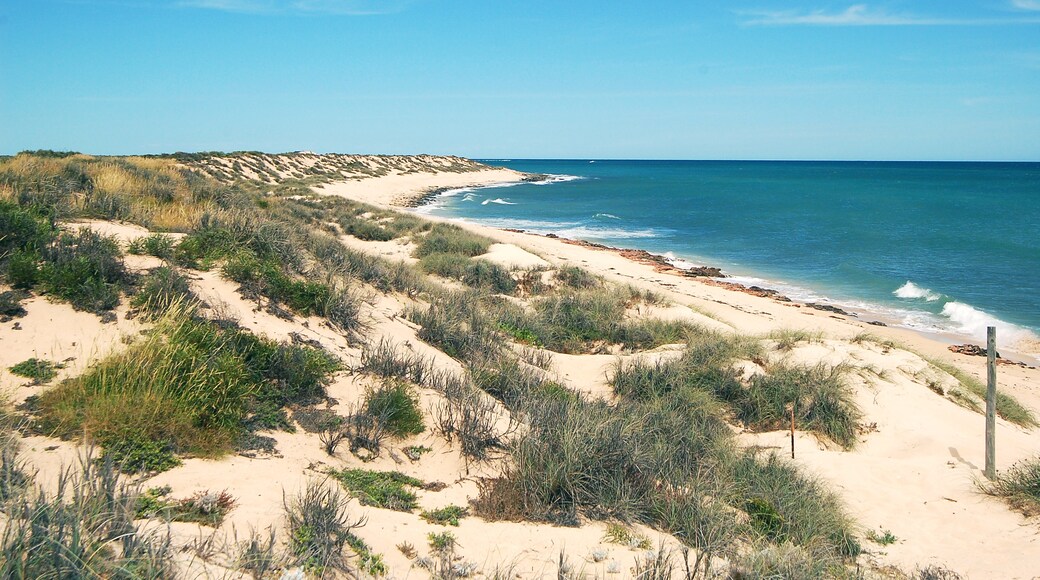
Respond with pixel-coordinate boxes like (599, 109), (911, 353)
(2, 0), (1039, 160)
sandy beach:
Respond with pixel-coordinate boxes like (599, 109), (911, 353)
(1, 154), (1038, 579)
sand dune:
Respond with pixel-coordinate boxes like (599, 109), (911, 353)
(1, 154), (1037, 579)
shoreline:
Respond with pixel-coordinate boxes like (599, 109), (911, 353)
(405, 180), (1040, 366)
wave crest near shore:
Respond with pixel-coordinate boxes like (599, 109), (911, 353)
(894, 281), (942, 301)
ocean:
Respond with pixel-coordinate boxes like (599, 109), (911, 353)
(416, 160), (1040, 354)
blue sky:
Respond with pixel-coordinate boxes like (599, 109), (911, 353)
(1, 1), (1038, 160)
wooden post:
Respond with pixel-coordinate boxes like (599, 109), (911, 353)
(790, 403), (796, 459)
(985, 326), (997, 480)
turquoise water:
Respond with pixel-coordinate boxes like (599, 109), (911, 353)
(418, 160), (1040, 353)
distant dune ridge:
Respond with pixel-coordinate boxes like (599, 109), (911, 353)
(179, 151), (490, 184)
(0, 150), (1037, 579)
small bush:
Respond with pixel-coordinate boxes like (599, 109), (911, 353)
(463, 260), (517, 294)
(419, 252), (471, 279)
(421, 505), (469, 526)
(100, 433), (181, 474)
(137, 487), (236, 526)
(555, 265), (600, 289)
(131, 266), (197, 317)
(285, 481), (366, 575)
(128, 233), (177, 260)
(414, 224), (492, 258)
(8, 358), (60, 384)
(331, 468), (424, 511)
(365, 380), (425, 438)
(37, 228), (128, 313)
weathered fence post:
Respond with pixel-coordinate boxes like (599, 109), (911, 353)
(790, 403), (796, 459)
(985, 326), (997, 481)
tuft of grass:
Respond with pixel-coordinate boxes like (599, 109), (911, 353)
(741, 363), (862, 450)
(364, 380), (425, 438)
(421, 505), (469, 527)
(769, 328), (822, 351)
(554, 265), (600, 289)
(414, 223), (493, 258)
(419, 252), (470, 279)
(462, 260), (517, 294)
(128, 233), (177, 260)
(981, 456), (1040, 516)
(331, 468), (424, 511)
(0, 449), (174, 578)
(928, 357), (1036, 427)
(285, 480), (367, 575)
(602, 523), (651, 550)
(8, 357), (61, 384)
(36, 304), (338, 471)
(131, 266), (197, 317)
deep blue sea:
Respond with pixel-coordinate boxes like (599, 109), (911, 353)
(418, 160), (1040, 354)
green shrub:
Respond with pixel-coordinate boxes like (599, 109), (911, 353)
(38, 228), (127, 313)
(421, 505), (469, 526)
(331, 469), (424, 511)
(414, 223), (492, 258)
(5, 249), (41, 289)
(343, 219), (394, 242)
(8, 358), (60, 384)
(364, 380), (425, 437)
(0, 200), (53, 261)
(101, 433), (181, 474)
(131, 266), (197, 317)
(419, 252), (471, 279)
(37, 306), (338, 465)
(128, 233), (176, 260)
(555, 265), (600, 289)
(463, 260), (517, 294)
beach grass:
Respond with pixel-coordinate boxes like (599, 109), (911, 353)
(35, 304), (338, 472)
(981, 456), (1040, 516)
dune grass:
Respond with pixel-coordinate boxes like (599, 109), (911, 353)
(35, 304), (339, 472)
(926, 357), (1036, 428)
(981, 456), (1040, 516)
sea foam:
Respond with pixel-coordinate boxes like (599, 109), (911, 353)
(894, 281), (942, 301)
(940, 301), (1038, 347)
(481, 198), (516, 205)
(530, 174), (583, 185)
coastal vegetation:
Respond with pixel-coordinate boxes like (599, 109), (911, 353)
(0, 151), (1032, 578)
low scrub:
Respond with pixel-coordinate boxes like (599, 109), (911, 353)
(0, 449), (173, 578)
(136, 486), (236, 527)
(414, 223), (493, 258)
(8, 357), (61, 384)
(36, 305), (339, 471)
(285, 481), (367, 575)
(612, 335), (860, 450)
(331, 469), (425, 511)
(982, 456), (1040, 516)
(364, 380), (425, 438)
